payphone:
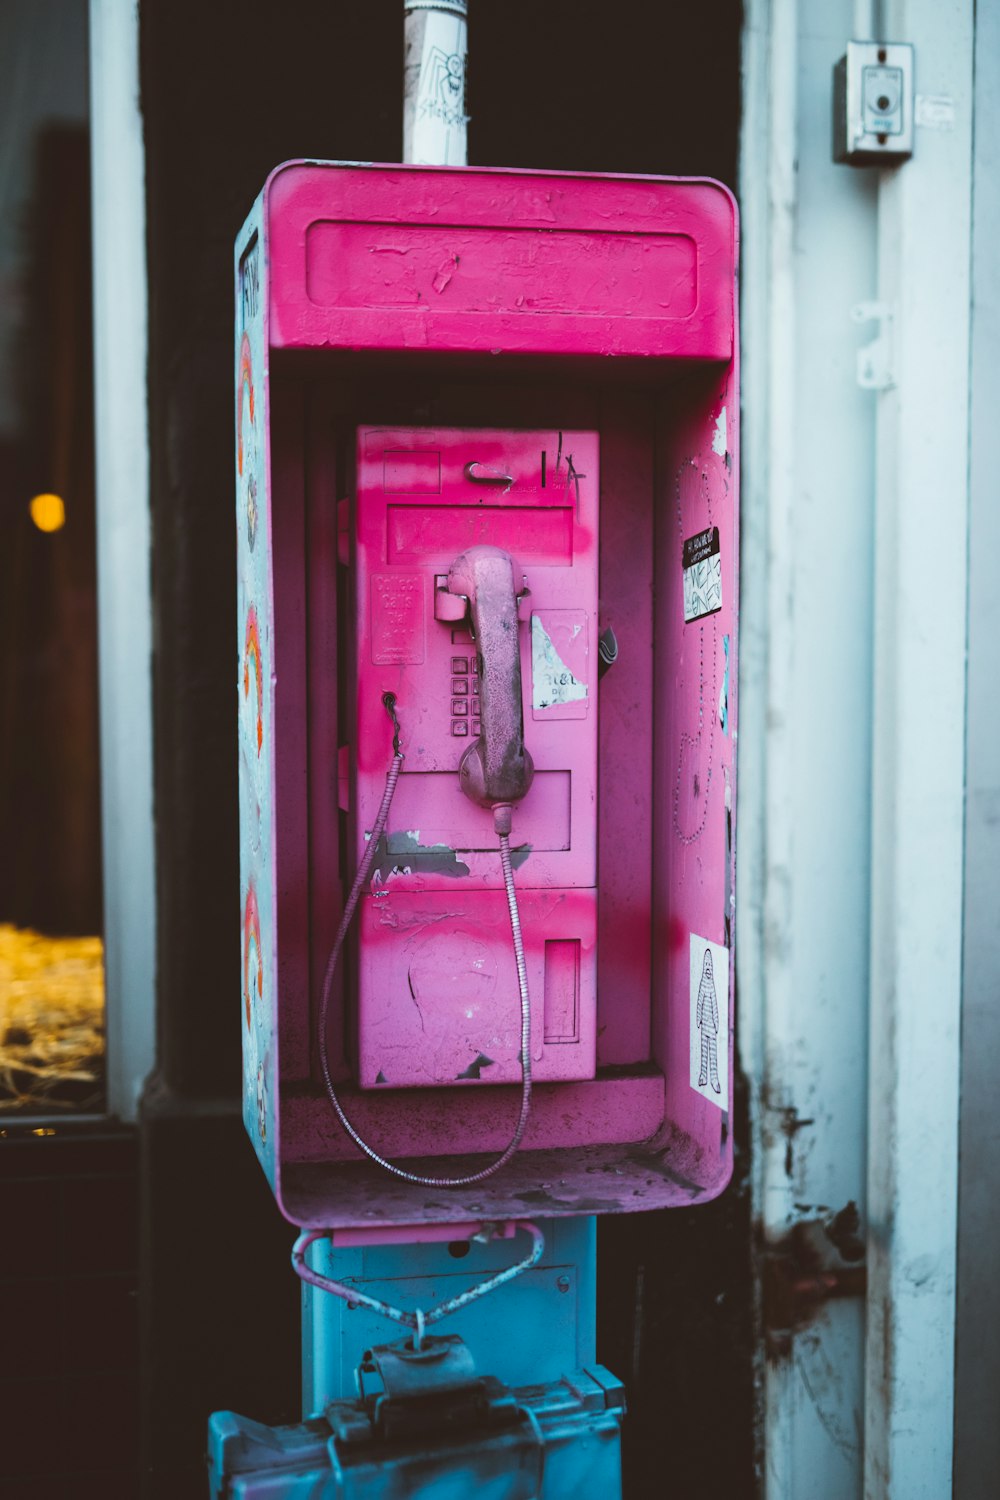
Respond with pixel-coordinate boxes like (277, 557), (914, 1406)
(348, 426), (598, 1092)
(235, 161), (738, 1230)
(314, 425), (600, 1183)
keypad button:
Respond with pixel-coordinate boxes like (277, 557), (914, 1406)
(452, 678), (468, 695)
(451, 657), (469, 674)
(452, 720), (469, 736)
(451, 699), (467, 716)
(471, 719), (481, 737)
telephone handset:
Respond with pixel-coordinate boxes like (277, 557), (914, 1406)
(445, 545), (534, 812)
(319, 427), (599, 1183)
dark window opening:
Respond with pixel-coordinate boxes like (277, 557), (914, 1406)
(0, 4), (103, 1115)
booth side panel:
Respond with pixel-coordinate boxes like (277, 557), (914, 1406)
(653, 362), (739, 1191)
(270, 380), (312, 1093)
(236, 195), (279, 1189)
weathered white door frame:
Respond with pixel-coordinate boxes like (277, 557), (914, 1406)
(89, 0), (156, 1120)
(740, 1), (973, 1494)
(954, 3), (1000, 1492)
(864, 0), (972, 1491)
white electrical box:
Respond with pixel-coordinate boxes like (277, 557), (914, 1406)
(833, 41), (914, 165)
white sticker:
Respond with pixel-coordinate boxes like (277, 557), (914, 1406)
(531, 615), (588, 711)
(412, 11), (468, 166)
(915, 94), (956, 130)
(690, 934), (729, 1111)
(682, 527), (722, 623)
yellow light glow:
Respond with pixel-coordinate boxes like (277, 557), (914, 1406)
(0, 925), (105, 1112)
(29, 493), (66, 532)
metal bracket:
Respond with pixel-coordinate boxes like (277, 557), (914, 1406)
(464, 460), (514, 486)
(357, 1333), (478, 1408)
(293, 1220), (546, 1349)
(852, 300), (894, 389)
(314, 1332), (541, 1477)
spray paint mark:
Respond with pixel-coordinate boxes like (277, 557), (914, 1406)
(243, 606), (264, 754)
(243, 884), (262, 1030)
(236, 333), (255, 477)
(565, 451), (585, 509)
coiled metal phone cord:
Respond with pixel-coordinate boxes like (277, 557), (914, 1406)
(318, 693), (532, 1186)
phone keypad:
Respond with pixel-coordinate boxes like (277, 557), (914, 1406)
(450, 655), (480, 736)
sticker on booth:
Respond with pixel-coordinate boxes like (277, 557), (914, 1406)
(682, 526), (722, 623)
(689, 933), (729, 1111)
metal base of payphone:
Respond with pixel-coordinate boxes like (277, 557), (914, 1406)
(302, 1217), (596, 1410)
(209, 1339), (624, 1499)
(208, 1219), (609, 1497)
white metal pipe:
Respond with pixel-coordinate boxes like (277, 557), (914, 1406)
(89, 0), (157, 1120)
(403, 0), (468, 166)
(853, 0), (878, 42)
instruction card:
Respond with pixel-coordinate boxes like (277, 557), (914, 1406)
(689, 933), (729, 1111)
(682, 526), (722, 622)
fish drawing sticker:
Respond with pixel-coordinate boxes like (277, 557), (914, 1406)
(689, 934), (729, 1111)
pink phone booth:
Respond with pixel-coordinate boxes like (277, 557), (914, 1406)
(235, 162), (739, 1231)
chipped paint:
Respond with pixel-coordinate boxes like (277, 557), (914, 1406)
(531, 616), (588, 709)
(719, 633), (730, 734)
(712, 405), (728, 457)
(370, 830), (470, 882)
(456, 1052), (496, 1080)
(432, 254), (459, 294)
